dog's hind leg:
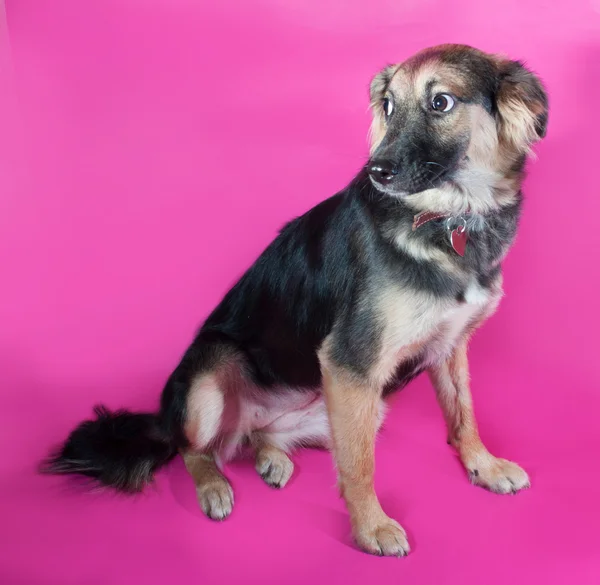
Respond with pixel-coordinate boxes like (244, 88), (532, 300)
(181, 354), (242, 520)
(252, 438), (295, 489)
(250, 393), (331, 489)
(183, 451), (234, 520)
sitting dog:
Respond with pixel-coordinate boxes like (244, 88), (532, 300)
(44, 44), (548, 556)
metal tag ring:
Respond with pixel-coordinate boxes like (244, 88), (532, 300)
(446, 216), (467, 233)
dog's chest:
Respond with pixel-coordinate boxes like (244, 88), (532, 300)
(379, 278), (493, 373)
(427, 280), (491, 356)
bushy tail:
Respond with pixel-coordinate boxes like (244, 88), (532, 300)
(41, 405), (177, 492)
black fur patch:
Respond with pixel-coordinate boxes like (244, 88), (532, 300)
(41, 406), (176, 492)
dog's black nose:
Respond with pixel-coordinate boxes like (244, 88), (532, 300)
(367, 160), (397, 184)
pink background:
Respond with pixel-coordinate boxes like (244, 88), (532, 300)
(1, 0), (600, 583)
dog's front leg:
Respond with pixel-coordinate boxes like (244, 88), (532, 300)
(321, 363), (410, 557)
(429, 339), (530, 494)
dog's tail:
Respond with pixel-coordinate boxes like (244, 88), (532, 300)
(41, 405), (177, 492)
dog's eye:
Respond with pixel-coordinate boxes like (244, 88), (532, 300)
(382, 97), (394, 117)
(432, 94), (455, 112)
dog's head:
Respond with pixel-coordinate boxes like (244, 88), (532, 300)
(367, 44), (548, 213)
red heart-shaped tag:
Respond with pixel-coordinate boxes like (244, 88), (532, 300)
(450, 227), (468, 256)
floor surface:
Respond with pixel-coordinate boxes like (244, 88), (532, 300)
(2, 1), (599, 583)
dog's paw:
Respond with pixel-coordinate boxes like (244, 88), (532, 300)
(255, 449), (294, 488)
(353, 517), (410, 557)
(468, 457), (530, 494)
(197, 479), (234, 521)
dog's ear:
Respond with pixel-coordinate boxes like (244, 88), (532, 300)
(369, 65), (396, 103)
(368, 65), (396, 154)
(494, 58), (548, 153)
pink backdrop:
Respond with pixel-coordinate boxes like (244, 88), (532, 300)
(1, 1), (599, 583)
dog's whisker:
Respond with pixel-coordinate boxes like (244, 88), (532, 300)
(424, 161), (446, 169)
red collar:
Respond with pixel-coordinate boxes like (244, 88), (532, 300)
(412, 210), (455, 230)
(412, 210), (470, 257)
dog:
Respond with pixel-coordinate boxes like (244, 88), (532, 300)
(43, 44), (548, 557)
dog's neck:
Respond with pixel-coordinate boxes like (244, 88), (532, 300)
(355, 161), (523, 225)
(403, 166), (522, 216)
(354, 171), (522, 272)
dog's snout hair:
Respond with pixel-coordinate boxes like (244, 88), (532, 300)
(367, 44), (548, 214)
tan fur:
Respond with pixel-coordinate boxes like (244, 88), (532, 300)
(373, 290), (439, 386)
(186, 374), (226, 448)
(493, 55), (547, 154)
(184, 345), (246, 452)
(318, 357), (409, 556)
(183, 451), (234, 520)
(368, 65), (398, 154)
(429, 329), (529, 494)
(388, 221), (458, 270)
(497, 94), (540, 151)
(374, 278), (493, 381)
(253, 441), (295, 488)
